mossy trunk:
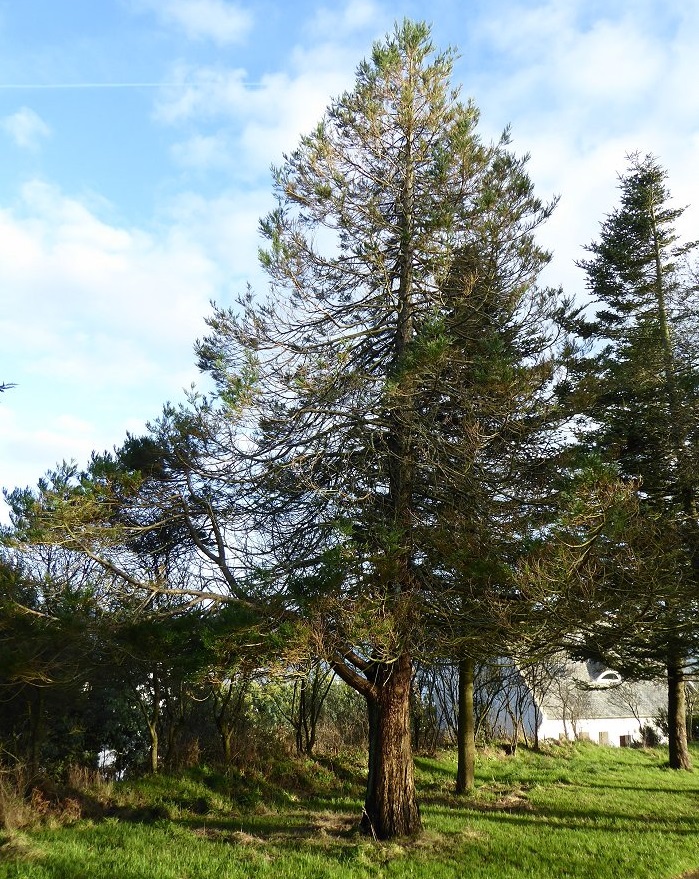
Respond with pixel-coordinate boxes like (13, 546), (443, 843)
(361, 654), (422, 839)
(217, 719), (234, 765)
(455, 656), (475, 794)
(667, 654), (692, 771)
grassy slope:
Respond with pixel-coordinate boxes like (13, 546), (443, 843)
(1, 743), (697, 879)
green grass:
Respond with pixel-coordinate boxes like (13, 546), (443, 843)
(1, 744), (698, 879)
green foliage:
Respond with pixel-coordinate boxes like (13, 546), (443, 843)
(12, 21), (698, 840)
(191, 20), (576, 683)
(562, 155), (699, 677)
(569, 153), (699, 506)
(556, 153), (699, 772)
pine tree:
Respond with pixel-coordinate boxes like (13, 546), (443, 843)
(195, 21), (572, 834)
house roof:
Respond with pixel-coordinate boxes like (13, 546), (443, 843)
(530, 659), (666, 722)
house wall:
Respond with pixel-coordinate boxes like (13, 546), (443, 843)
(537, 714), (660, 747)
(494, 707), (662, 747)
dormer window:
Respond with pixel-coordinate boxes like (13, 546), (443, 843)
(598, 671), (621, 683)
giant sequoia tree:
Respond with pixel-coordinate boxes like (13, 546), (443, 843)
(568, 154), (699, 770)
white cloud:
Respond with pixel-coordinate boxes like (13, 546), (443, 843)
(456, 0), (699, 303)
(153, 0), (386, 177)
(308, 0), (385, 39)
(0, 407), (106, 494)
(1, 107), (51, 150)
(562, 19), (665, 100)
(0, 180), (217, 345)
(155, 51), (360, 178)
(164, 188), (272, 285)
(138, 0), (252, 45)
(235, 68), (355, 169)
(0, 180), (233, 507)
(155, 65), (250, 125)
(171, 133), (233, 170)
(472, 4), (668, 124)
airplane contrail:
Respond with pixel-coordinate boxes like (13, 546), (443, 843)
(0, 82), (177, 89)
(0, 81), (264, 90)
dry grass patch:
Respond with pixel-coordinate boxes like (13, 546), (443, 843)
(471, 784), (535, 813)
(0, 831), (43, 863)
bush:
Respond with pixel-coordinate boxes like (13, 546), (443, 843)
(641, 725), (661, 747)
(0, 764), (33, 831)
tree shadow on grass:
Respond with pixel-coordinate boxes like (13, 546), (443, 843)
(413, 756), (456, 779)
(572, 781), (699, 796)
(0, 800), (373, 878)
(179, 807), (363, 855)
(425, 801), (699, 837)
(313, 755), (367, 788)
(416, 771), (699, 811)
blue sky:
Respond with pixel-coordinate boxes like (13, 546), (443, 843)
(2, 0), (699, 519)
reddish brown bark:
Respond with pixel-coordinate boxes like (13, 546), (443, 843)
(360, 654), (422, 839)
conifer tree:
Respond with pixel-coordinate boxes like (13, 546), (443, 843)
(194, 21), (572, 834)
(569, 153), (699, 770)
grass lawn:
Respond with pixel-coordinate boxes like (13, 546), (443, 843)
(1, 743), (697, 879)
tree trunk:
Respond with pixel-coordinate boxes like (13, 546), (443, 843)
(455, 656), (475, 794)
(361, 654), (422, 839)
(294, 677), (318, 756)
(147, 722), (159, 774)
(667, 654), (692, 771)
(147, 671), (160, 774)
(217, 718), (233, 765)
(27, 686), (44, 777)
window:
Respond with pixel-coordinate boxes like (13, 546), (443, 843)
(598, 671), (621, 683)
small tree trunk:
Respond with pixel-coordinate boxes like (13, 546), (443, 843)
(213, 679), (247, 765)
(667, 654), (692, 771)
(296, 677), (318, 756)
(217, 720), (233, 764)
(510, 719), (519, 756)
(147, 672), (160, 774)
(455, 656), (475, 794)
(27, 686), (44, 776)
(163, 717), (178, 770)
(361, 654), (422, 839)
(147, 722), (159, 774)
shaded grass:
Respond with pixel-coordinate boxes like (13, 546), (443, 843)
(1, 744), (698, 878)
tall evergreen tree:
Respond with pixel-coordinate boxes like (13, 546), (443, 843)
(193, 21), (573, 835)
(568, 153), (699, 770)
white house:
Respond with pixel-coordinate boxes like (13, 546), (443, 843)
(490, 657), (667, 747)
